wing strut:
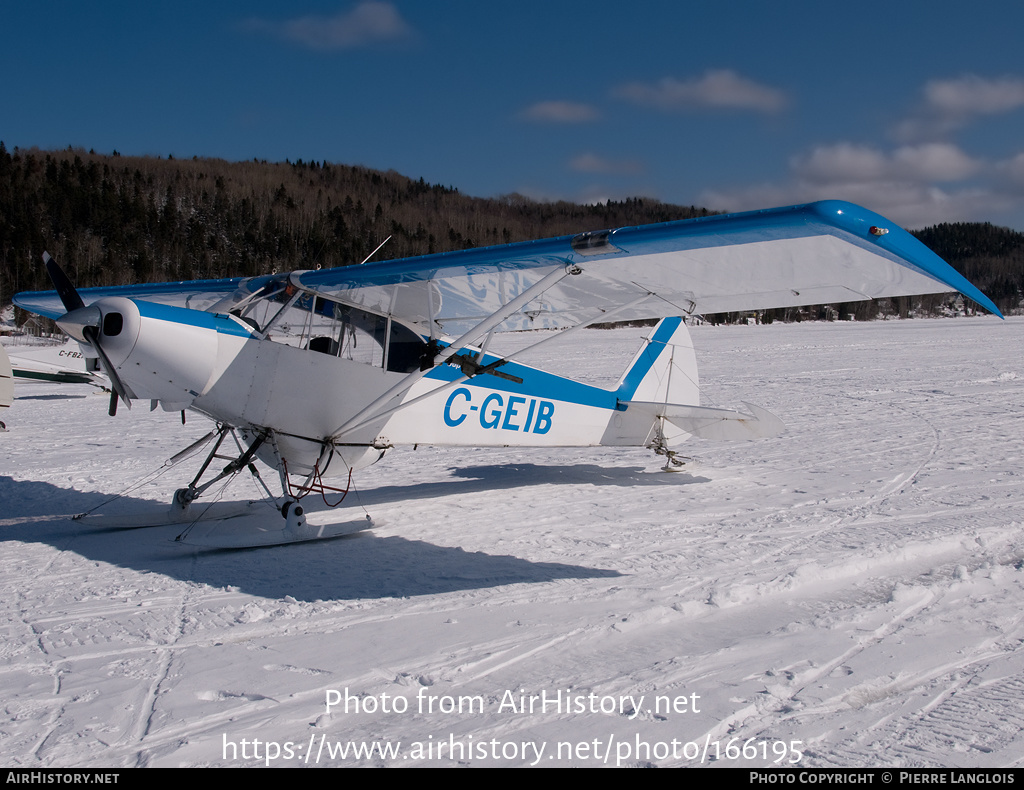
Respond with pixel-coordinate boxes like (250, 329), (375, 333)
(330, 263), (580, 439)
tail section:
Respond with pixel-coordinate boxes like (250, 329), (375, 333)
(600, 318), (699, 447)
(614, 317), (700, 407)
(604, 317), (784, 449)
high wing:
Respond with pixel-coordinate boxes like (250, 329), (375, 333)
(13, 201), (1002, 328)
(13, 276), (252, 321)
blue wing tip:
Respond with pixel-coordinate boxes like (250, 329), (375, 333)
(803, 201), (1004, 319)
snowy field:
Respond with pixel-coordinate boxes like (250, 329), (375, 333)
(1, 315), (1022, 768)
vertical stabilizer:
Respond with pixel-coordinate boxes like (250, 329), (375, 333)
(599, 317), (700, 447)
(615, 317), (699, 407)
(613, 319), (785, 448)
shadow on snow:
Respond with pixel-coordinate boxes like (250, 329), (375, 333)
(0, 475), (632, 602)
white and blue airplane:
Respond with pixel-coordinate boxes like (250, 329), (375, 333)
(0, 345), (12, 429)
(13, 200), (1002, 544)
(0, 341), (107, 432)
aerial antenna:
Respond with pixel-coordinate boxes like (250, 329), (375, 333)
(359, 235), (392, 265)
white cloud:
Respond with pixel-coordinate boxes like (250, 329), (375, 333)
(894, 75), (1024, 141)
(520, 101), (600, 124)
(247, 2), (414, 50)
(568, 153), (643, 175)
(992, 152), (1024, 199)
(703, 141), (1004, 228)
(613, 69), (788, 113)
(697, 76), (1024, 228)
(892, 143), (980, 182)
(793, 142), (981, 185)
(925, 75), (1024, 117)
(1001, 152), (1024, 185)
(791, 144), (888, 184)
(701, 179), (1009, 229)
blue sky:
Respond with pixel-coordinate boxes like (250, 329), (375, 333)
(4, 1), (1024, 230)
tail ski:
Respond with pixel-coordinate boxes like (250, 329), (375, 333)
(609, 317), (784, 445)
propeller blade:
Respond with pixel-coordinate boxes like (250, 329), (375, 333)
(82, 325), (133, 411)
(42, 252), (85, 312)
(43, 251), (134, 413)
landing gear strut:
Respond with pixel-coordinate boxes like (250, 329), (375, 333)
(170, 424), (312, 532)
(172, 425), (274, 513)
(166, 425), (377, 547)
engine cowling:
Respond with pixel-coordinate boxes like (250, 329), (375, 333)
(90, 297), (219, 409)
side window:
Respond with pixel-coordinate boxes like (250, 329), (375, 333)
(298, 297), (427, 373)
(387, 321), (429, 373)
(337, 307), (386, 368)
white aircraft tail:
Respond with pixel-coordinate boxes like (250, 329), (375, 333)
(614, 317), (700, 407)
(610, 317), (784, 445)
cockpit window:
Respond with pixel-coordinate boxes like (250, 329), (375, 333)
(336, 306), (386, 368)
(386, 321), (427, 373)
(250, 291), (427, 372)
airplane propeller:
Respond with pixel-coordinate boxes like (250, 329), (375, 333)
(43, 252), (133, 415)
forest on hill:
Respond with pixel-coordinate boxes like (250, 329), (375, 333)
(1, 145), (1021, 321)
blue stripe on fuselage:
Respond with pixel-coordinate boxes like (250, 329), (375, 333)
(424, 318), (678, 409)
(424, 356), (618, 409)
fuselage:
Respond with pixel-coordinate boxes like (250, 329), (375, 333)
(84, 297), (687, 477)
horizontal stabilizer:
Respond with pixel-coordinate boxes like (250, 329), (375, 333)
(623, 400), (786, 441)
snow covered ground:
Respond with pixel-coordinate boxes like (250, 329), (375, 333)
(1, 316), (1022, 768)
